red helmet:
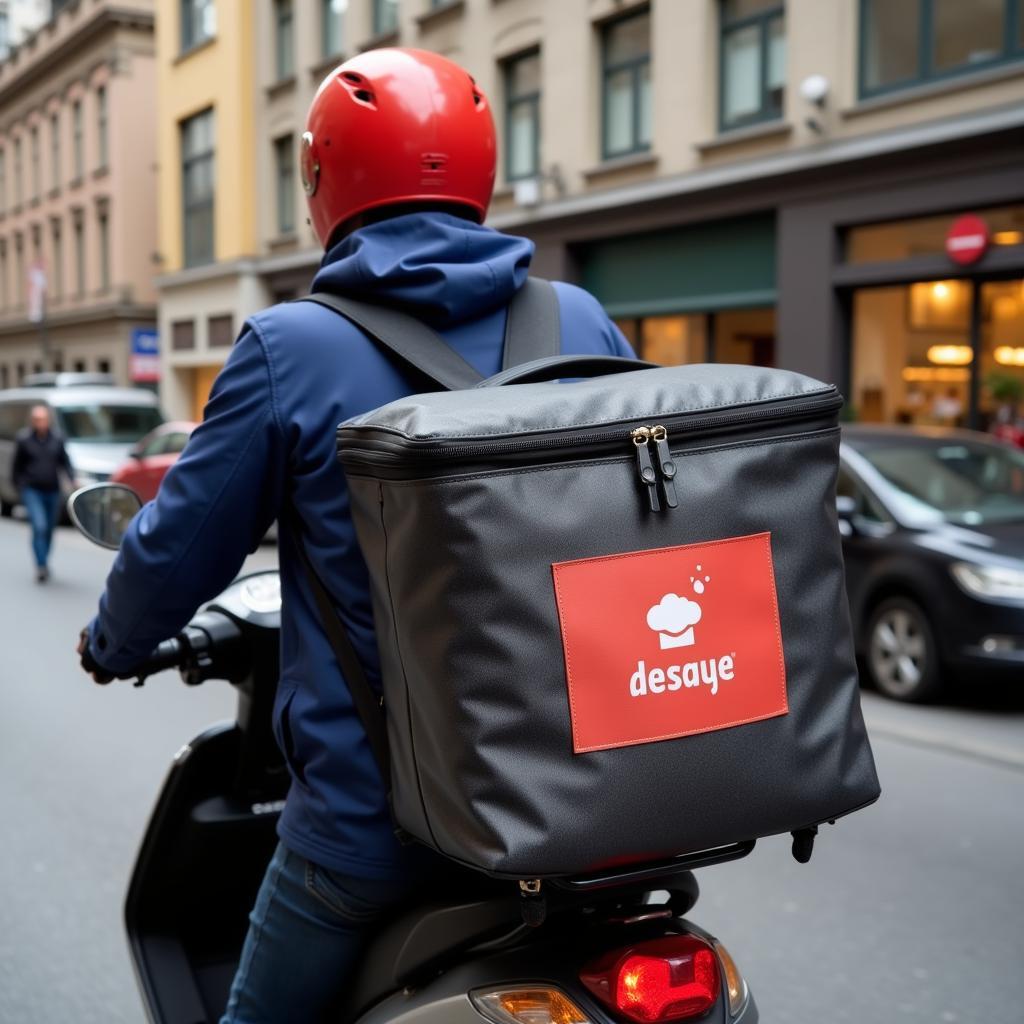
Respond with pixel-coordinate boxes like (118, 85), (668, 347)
(302, 48), (496, 248)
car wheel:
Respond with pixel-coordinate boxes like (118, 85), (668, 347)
(866, 596), (943, 703)
(0, 499), (12, 518)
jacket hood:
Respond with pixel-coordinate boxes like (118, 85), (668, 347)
(311, 212), (534, 328)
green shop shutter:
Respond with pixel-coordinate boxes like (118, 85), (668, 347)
(580, 213), (776, 318)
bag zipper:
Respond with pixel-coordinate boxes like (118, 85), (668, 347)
(340, 390), (841, 473)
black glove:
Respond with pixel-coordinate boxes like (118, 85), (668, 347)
(77, 628), (115, 685)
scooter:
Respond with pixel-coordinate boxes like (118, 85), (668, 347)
(70, 483), (758, 1024)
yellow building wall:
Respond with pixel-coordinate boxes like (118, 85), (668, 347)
(156, 0), (257, 272)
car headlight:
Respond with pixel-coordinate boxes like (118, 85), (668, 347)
(951, 562), (1024, 601)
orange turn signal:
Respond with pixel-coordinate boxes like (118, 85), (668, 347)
(471, 987), (592, 1024)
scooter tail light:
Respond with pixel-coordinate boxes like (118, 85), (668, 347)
(471, 986), (593, 1024)
(580, 935), (721, 1023)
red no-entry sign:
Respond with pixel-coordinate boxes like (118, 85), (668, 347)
(945, 214), (990, 266)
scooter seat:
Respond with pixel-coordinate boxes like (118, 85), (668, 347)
(342, 893), (520, 1018)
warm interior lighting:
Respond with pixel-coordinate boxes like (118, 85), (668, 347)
(931, 282), (950, 301)
(901, 367), (971, 383)
(926, 344), (973, 366)
(992, 230), (1023, 245)
(995, 346), (1024, 367)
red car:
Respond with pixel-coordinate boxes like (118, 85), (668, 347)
(111, 421), (197, 502)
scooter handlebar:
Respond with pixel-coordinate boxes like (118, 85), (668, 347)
(114, 636), (186, 681)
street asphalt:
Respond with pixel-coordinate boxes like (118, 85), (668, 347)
(0, 514), (1022, 1023)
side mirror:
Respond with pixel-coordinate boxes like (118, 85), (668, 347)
(68, 483), (143, 550)
(128, 449), (144, 460)
(836, 494), (857, 538)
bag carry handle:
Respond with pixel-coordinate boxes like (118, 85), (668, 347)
(478, 354), (658, 389)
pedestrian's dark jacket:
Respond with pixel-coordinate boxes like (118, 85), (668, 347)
(13, 427), (73, 493)
(86, 211), (635, 881)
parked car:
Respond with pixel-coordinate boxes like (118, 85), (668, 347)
(110, 421), (197, 503)
(838, 425), (1024, 702)
(0, 383), (164, 516)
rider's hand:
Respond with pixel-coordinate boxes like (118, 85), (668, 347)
(78, 627), (115, 685)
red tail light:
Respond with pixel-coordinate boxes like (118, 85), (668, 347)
(580, 936), (721, 1023)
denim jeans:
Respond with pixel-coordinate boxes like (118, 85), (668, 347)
(21, 487), (60, 569)
(220, 842), (421, 1023)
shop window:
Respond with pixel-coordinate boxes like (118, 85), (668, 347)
(720, 0), (785, 130)
(373, 0), (399, 37)
(181, 0), (215, 53)
(504, 49), (541, 182)
(274, 0), (295, 80)
(181, 108), (215, 268)
(612, 310), (776, 367)
(846, 204), (1024, 264)
(981, 279), (1024, 434)
(860, 0), (1024, 98)
(601, 9), (652, 159)
(614, 315), (710, 364)
(322, 0), (346, 58)
(851, 285), (974, 427)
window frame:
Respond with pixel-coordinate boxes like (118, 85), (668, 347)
(97, 85), (108, 171)
(321, 0), (346, 59)
(600, 7), (653, 161)
(181, 0), (215, 54)
(718, 1), (786, 132)
(30, 125), (40, 201)
(50, 112), (60, 191)
(274, 0), (295, 81)
(180, 108), (215, 269)
(72, 100), (84, 181)
(372, 0), (398, 38)
(858, 0), (1024, 99)
(503, 48), (541, 183)
(273, 133), (296, 236)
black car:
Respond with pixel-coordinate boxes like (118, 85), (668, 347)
(838, 425), (1024, 703)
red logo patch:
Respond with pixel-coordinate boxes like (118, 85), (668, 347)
(552, 533), (788, 754)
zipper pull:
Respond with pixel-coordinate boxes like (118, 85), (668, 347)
(631, 427), (660, 512)
(650, 425), (678, 509)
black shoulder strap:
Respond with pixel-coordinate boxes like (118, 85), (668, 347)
(502, 278), (562, 370)
(290, 521), (391, 788)
(303, 292), (483, 391)
(293, 278), (562, 790)
(301, 277), (562, 389)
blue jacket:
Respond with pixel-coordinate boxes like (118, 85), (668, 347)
(89, 212), (634, 879)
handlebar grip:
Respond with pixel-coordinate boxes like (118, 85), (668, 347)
(117, 637), (185, 680)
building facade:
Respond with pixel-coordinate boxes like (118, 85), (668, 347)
(0, 0), (50, 60)
(156, 0), (1024, 428)
(0, 0), (157, 390)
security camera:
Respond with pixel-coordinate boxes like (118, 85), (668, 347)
(799, 74), (829, 106)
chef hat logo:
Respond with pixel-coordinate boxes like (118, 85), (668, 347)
(646, 593), (702, 650)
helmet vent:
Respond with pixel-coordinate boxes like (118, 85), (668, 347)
(342, 71), (364, 84)
(472, 91), (483, 106)
(354, 89), (375, 104)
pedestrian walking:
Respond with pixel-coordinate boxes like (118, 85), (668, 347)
(12, 404), (75, 582)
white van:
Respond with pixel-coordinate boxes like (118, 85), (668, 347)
(0, 381), (163, 516)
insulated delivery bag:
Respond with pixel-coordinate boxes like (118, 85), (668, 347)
(302, 281), (880, 886)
